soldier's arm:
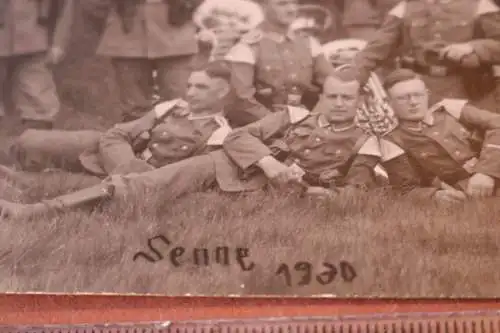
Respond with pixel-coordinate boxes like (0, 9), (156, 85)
(309, 37), (336, 86)
(443, 99), (500, 180)
(223, 107), (309, 171)
(98, 111), (157, 174)
(379, 138), (440, 199)
(50, 0), (76, 52)
(470, 0), (500, 63)
(224, 43), (273, 126)
(352, 1), (404, 85)
(342, 136), (382, 188)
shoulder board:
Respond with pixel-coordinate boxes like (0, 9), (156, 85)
(154, 98), (188, 119)
(477, 0), (500, 15)
(388, 1), (407, 19)
(287, 106), (310, 124)
(379, 138), (406, 162)
(357, 135), (382, 157)
(435, 98), (468, 120)
(240, 29), (263, 44)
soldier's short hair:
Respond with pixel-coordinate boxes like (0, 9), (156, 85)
(194, 60), (232, 83)
(383, 68), (421, 91)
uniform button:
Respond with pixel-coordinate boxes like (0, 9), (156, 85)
(152, 143), (159, 148)
(304, 149), (311, 154)
(336, 149), (342, 154)
(454, 150), (461, 156)
(161, 131), (168, 136)
(432, 131), (439, 136)
(181, 145), (189, 151)
(420, 152), (428, 157)
(315, 137), (321, 142)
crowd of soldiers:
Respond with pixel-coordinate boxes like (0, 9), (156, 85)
(1, 0), (500, 219)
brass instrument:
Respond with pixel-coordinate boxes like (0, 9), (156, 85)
(322, 38), (398, 137)
(288, 4), (333, 39)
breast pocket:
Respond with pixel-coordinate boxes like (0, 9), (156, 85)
(285, 127), (313, 152)
(445, 20), (474, 42)
(406, 19), (429, 42)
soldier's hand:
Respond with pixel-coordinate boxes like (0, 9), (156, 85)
(46, 46), (65, 65)
(433, 189), (467, 204)
(257, 156), (305, 185)
(439, 43), (474, 62)
(466, 173), (496, 198)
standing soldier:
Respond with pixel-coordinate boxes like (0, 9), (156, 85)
(223, 0), (336, 127)
(91, 0), (203, 122)
(352, 0), (500, 112)
(0, 0), (75, 129)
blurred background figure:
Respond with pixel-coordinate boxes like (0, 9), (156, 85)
(352, 0), (500, 112)
(193, 0), (265, 62)
(85, 0), (203, 122)
(0, 0), (75, 130)
(287, 2), (336, 41)
(224, 0), (336, 127)
(335, 0), (400, 40)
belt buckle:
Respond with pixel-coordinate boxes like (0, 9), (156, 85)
(429, 65), (447, 77)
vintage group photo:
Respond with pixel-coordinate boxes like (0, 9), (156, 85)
(0, 0), (499, 297)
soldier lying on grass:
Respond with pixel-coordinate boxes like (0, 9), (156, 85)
(378, 68), (500, 204)
(0, 66), (383, 219)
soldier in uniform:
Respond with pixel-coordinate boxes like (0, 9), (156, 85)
(0, 69), (383, 219)
(378, 69), (500, 203)
(352, 0), (500, 112)
(337, 0), (400, 40)
(0, 0), (75, 129)
(223, 0), (337, 127)
(5, 61), (234, 180)
(87, 0), (203, 122)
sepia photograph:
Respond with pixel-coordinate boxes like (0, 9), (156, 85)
(0, 0), (499, 297)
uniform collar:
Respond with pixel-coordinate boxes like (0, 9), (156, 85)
(260, 21), (295, 42)
(317, 114), (356, 132)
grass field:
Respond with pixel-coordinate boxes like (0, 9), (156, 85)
(0, 6), (499, 298)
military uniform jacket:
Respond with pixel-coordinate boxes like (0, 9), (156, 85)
(379, 98), (500, 198)
(223, 105), (382, 189)
(95, 0), (199, 58)
(0, 0), (75, 57)
(353, 0), (500, 85)
(224, 21), (336, 127)
(78, 99), (232, 177)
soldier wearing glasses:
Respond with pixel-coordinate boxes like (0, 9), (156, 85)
(378, 69), (500, 204)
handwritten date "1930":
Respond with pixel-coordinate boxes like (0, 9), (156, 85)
(276, 261), (357, 287)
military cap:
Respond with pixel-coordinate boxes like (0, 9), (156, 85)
(383, 68), (421, 90)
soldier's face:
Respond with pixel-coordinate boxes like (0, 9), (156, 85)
(267, 0), (299, 26)
(320, 77), (361, 123)
(388, 79), (429, 122)
(185, 71), (229, 112)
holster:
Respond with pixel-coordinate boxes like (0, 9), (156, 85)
(43, 182), (116, 212)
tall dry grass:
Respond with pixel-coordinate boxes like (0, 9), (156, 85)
(0, 2), (499, 298)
